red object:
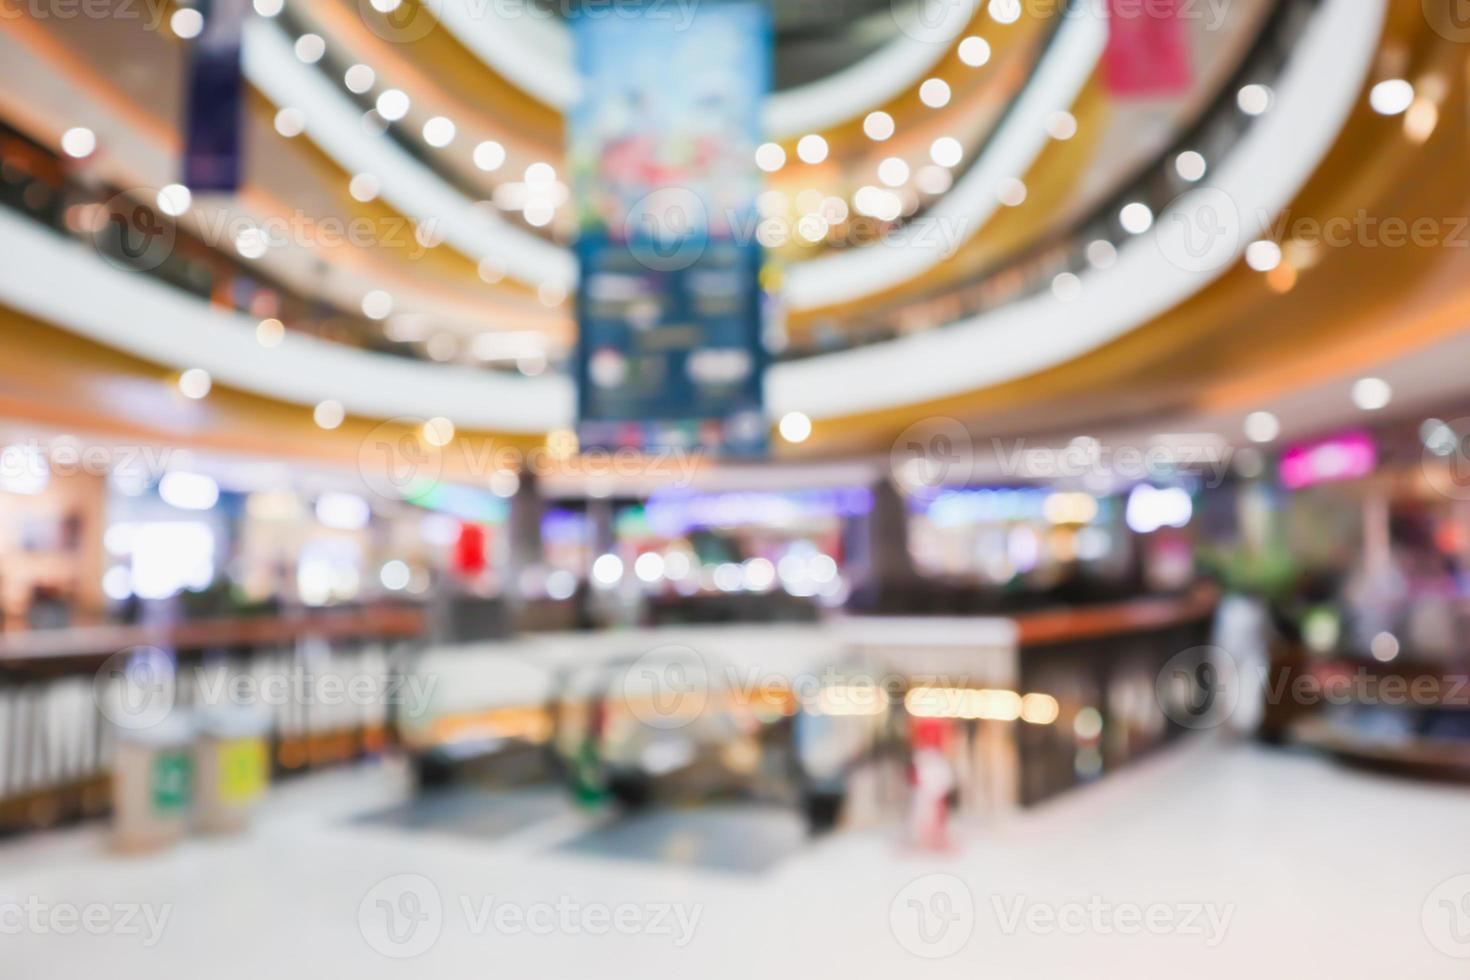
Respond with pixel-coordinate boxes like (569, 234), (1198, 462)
(1103, 0), (1193, 97)
(910, 716), (952, 752)
(453, 522), (487, 577)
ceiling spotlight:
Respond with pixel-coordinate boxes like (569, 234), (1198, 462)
(473, 140), (507, 172)
(930, 136), (963, 168)
(178, 368), (212, 400)
(919, 79), (951, 109)
(170, 8), (204, 39)
(1085, 239), (1118, 269)
(958, 36), (991, 67)
(294, 34), (326, 64)
(313, 400), (345, 430)
(1175, 150), (1207, 182)
(422, 116), (456, 148)
(1119, 202), (1154, 235)
(156, 183), (192, 217)
(796, 134), (829, 165)
(1351, 377), (1392, 412)
(1237, 84), (1272, 116)
(779, 412), (813, 444)
(988, 0), (1022, 24)
(1045, 110), (1077, 140)
(349, 173), (381, 202)
(755, 142), (787, 172)
(61, 127), (96, 159)
(1051, 272), (1082, 302)
(375, 89), (410, 121)
(995, 177), (1027, 207)
(863, 111), (895, 141)
(344, 64), (376, 94)
(1245, 240), (1282, 272)
(1244, 411), (1280, 444)
(1369, 78), (1414, 116)
(361, 290), (394, 320)
(877, 157), (910, 188)
(273, 107), (306, 138)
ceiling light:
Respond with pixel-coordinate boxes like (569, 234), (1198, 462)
(344, 64), (376, 94)
(1175, 150), (1207, 182)
(361, 290), (394, 320)
(1085, 239), (1117, 269)
(253, 0), (284, 15)
(988, 0), (1022, 24)
(375, 89), (410, 121)
(178, 368), (211, 400)
(1404, 98), (1439, 143)
(958, 36), (991, 67)
(235, 227), (268, 259)
(313, 400), (345, 430)
(423, 417), (455, 447)
(477, 257), (505, 283)
(423, 116), (456, 147)
(273, 107), (306, 138)
(1244, 411), (1280, 443)
(1245, 240), (1282, 272)
(930, 136), (963, 167)
(349, 173), (380, 202)
(61, 127), (96, 158)
(1369, 78), (1414, 116)
(1237, 84), (1272, 116)
(796, 135), (828, 165)
(863, 111), (895, 141)
(170, 8), (204, 39)
(294, 34), (326, 64)
(1051, 272), (1081, 301)
(256, 318), (285, 347)
(919, 79), (951, 109)
(156, 183), (192, 217)
(755, 142), (786, 172)
(1120, 202), (1154, 234)
(1351, 377), (1392, 411)
(915, 165), (952, 195)
(473, 140), (506, 172)
(877, 157), (910, 187)
(1045, 110), (1077, 140)
(779, 412), (812, 444)
(995, 177), (1027, 206)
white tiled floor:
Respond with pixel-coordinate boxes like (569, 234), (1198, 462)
(3, 739), (1468, 978)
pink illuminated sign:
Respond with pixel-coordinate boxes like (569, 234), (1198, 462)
(1279, 431), (1377, 489)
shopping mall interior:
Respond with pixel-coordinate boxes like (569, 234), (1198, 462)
(1, 0), (1469, 975)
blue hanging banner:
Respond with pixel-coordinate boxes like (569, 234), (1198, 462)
(569, 1), (772, 458)
(182, 0), (249, 192)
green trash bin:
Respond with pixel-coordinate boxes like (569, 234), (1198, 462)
(111, 714), (194, 852)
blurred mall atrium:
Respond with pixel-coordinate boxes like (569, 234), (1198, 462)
(1, 0), (1470, 976)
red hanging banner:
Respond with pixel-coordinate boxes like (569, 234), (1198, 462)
(1103, 0), (1194, 97)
